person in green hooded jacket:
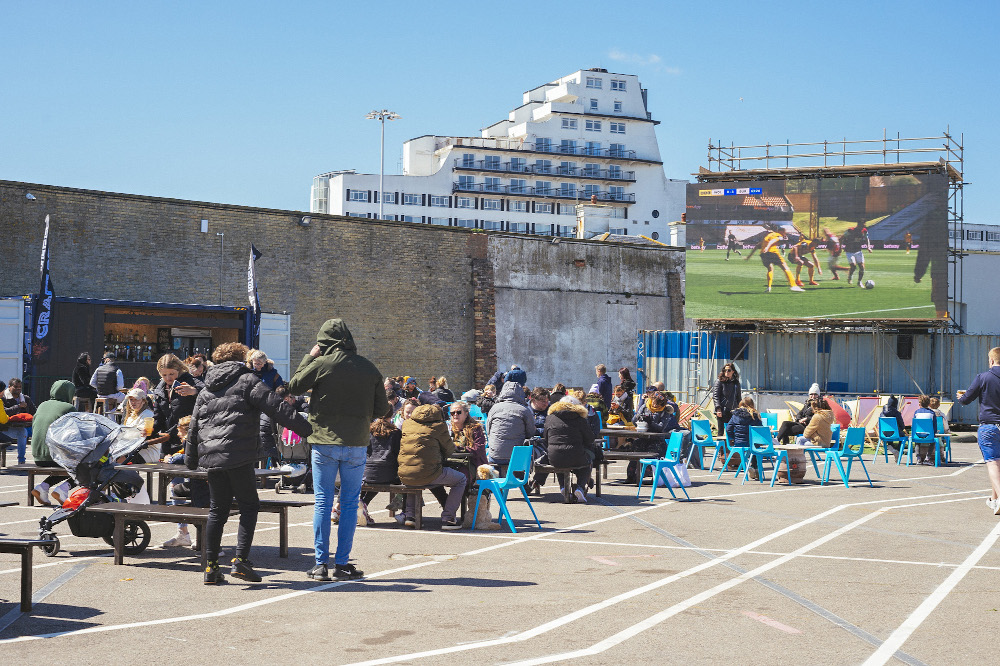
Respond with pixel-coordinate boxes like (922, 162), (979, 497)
(30, 380), (76, 505)
(289, 319), (389, 582)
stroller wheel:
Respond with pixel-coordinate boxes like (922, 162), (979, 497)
(102, 520), (151, 555)
(41, 536), (60, 557)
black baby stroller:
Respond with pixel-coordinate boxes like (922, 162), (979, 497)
(273, 422), (312, 493)
(37, 412), (151, 557)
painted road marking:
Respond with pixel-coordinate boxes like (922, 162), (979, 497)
(742, 611), (802, 634)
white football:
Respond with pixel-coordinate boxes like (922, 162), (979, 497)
(864, 280), (875, 289)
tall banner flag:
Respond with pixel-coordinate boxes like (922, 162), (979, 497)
(247, 244), (262, 349)
(32, 215), (55, 364)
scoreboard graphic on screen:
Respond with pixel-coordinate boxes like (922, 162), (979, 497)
(684, 173), (949, 321)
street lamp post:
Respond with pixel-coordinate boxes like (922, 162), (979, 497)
(365, 109), (401, 219)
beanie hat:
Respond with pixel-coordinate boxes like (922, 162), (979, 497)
(809, 383), (821, 396)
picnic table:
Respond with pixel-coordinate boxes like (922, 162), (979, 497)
(113, 463), (284, 505)
(599, 428), (666, 481)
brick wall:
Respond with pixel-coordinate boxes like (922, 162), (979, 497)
(1, 180), (683, 396)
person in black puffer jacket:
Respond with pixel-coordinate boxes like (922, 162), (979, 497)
(72, 353), (97, 410)
(360, 415), (402, 524)
(544, 396), (599, 503)
(726, 396), (763, 474)
(187, 343), (312, 585)
(711, 362), (743, 436)
(152, 354), (206, 457)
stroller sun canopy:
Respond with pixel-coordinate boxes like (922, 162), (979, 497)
(46, 412), (147, 480)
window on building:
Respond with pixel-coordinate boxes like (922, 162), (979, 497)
(560, 183), (577, 198)
(589, 98), (599, 111)
(480, 220), (501, 231)
(967, 229), (984, 240)
(534, 159), (552, 174)
(484, 155), (501, 170)
(583, 184), (600, 199)
(611, 79), (626, 91)
(610, 122), (625, 134)
(583, 162), (599, 177)
(609, 186), (625, 200)
(560, 139), (577, 154)
(586, 141), (601, 156)
(988, 231), (1000, 242)
(349, 190), (369, 202)
(403, 193), (421, 205)
(511, 200), (528, 212)
(456, 197), (473, 208)
(535, 137), (552, 152)
(558, 161), (576, 176)
(613, 100), (623, 113)
(535, 180), (552, 195)
(402, 215), (420, 223)
(561, 118), (578, 130)
(456, 219), (476, 228)
(554, 225), (574, 237)
(348, 212), (368, 218)
(458, 175), (475, 190)
(610, 142), (626, 157)
(430, 195), (449, 207)
(608, 164), (622, 179)
(510, 178), (527, 194)
(585, 119), (602, 132)
(585, 76), (602, 89)
(509, 222), (528, 233)
(536, 202), (553, 213)
(461, 153), (475, 167)
(482, 199), (501, 210)
(510, 157), (526, 172)
(381, 192), (396, 204)
(429, 217), (449, 226)
(610, 227), (627, 235)
(485, 177), (501, 192)
(558, 203), (576, 215)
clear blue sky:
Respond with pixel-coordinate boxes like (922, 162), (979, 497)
(2, 1), (996, 223)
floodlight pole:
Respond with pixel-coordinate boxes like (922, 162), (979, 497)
(365, 109), (401, 219)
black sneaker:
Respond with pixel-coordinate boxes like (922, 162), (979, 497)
(204, 561), (224, 585)
(230, 557), (262, 583)
(333, 563), (364, 580)
(306, 563), (331, 581)
(441, 518), (462, 531)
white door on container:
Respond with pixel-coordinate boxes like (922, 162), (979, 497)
(0, 299), (25, 383)
(258, 313), (291, 381)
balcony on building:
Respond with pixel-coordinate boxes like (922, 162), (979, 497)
(453, 158), (636, 182)
(451, 181), (635, 203)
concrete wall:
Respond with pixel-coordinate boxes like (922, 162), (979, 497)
(489, 235), (682, 389)
(1, 179), (683, 396)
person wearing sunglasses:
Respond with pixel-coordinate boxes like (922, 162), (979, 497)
(447, 401), (487, 487)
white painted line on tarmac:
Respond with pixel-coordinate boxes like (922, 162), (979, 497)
(861, 519), (1000, 666)
(742, 610), (802, 634)
(506, 494), (987, 666)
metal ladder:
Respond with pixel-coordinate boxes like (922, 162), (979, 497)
(686, 333), (700, 404)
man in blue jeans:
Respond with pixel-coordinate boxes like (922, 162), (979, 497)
(957, 346), (1000, 516)
(289, 319), (390, 581)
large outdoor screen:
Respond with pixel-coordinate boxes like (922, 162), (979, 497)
(684, 173), (949, 320)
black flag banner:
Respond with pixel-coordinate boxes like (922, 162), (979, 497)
(247, 244), (262, 348)
(32, 214), (55, 363)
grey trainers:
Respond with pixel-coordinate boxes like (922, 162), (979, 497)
(230, 558), (262, 583)
(333, 563), (364, 580)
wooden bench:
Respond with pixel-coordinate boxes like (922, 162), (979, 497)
(601, 451), (659, 481)
(6, 465), (69, 506)
(0, 538), (60, 612)
(359, 483), (467, 530)
(86, 504), (209, 566)
(0, 442), (11, 469)
(532, 462), (602, 503)
(0, 501), (18, 508)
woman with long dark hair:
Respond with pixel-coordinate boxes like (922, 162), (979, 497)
(711, 363), (742, 436)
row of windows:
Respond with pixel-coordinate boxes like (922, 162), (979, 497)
(346, 192), (630, 215)
(589, 98), (624, 114)
(948, 229), (1000, 242)
(559, 118), (627, 134)
(585, 76), (627, 91)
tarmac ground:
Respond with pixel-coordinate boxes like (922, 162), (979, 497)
(1, 432), (998, 665)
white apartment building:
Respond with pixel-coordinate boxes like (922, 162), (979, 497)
(311, 68), (686, 242)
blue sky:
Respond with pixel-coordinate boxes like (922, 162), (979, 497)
(2, 1), (995, 223)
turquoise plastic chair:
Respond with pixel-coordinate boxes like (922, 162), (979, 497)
(739, 426), (788, 487)
(690, 419), (724, 471)
(636, 431), (690, 501)
(761, 412), (778, 432)
(935, 415), (952, 463)
(471, 446), (541, 533)
(468, 404), (485, 421)
(830, 424), (841, 447)
(822, 427), (873, 488)
(874, 417), (907, 463)
(906, 415), (936, 466)
(717, 424), (752, 480)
